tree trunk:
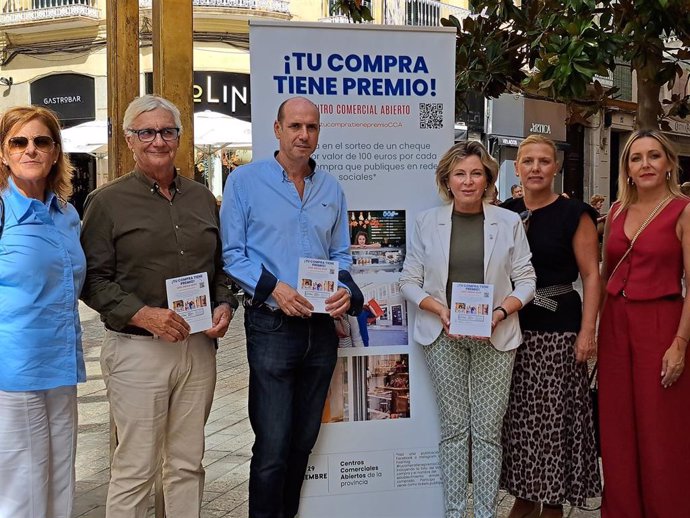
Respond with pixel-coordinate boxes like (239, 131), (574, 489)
(635, 54), (663, 130)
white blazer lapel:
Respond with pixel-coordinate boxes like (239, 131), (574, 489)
(436, 203), (453, 280)
(483, 203), (499, 278)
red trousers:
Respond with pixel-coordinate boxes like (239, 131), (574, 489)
(598, 295), (690, 518)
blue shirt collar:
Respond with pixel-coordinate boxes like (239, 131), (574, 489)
(7, 176), (63, 219)
(45, 190), (62, 212)
(272, 151), (317, 182)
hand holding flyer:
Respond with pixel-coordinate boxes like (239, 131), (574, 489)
(298, 258), (339, 314)
(449, 283), (494, 337)
(165, 272), (212, 334)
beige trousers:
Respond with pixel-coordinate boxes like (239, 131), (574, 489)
(101, 331), (217, 518)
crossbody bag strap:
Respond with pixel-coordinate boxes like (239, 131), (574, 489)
(608, 195), (672, 281)
(0, 196), (4, 239)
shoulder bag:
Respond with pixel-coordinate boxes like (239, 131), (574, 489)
(608, 195), (671, 281)
(0, 196), (4, 239)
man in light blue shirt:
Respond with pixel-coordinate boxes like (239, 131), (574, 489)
(220, 96), (362, 518)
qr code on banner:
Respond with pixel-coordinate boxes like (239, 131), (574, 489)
(419, 102), (444, 129)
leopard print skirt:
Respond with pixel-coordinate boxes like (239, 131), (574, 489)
(500, 330), (601, 506)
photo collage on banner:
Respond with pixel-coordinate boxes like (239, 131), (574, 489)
(250, 21), (455, 517)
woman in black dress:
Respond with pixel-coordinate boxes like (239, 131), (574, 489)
(500, 135), (601, 518)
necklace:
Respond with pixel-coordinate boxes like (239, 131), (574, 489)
(629, 194), (672, 240)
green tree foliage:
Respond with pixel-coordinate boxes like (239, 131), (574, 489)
(442, 0), (690, 129)
(331, 0), (374, 22)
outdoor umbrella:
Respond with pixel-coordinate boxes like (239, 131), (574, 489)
(193, 110), (252, 148)
(61, 120), (108, 155)
(60, 111), (252, 155)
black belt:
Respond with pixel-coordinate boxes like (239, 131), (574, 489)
(105, 324), (153, 337)
(243, 298), (332, 321)
(243, 298), (283, 314)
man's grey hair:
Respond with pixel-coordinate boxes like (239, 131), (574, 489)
(123, 94), (183, 134)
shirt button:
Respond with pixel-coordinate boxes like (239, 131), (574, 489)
(180, 250), (184, 255)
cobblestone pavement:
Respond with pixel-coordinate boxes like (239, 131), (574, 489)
(74, 303), (600, 518)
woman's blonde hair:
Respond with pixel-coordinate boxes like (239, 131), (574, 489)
(516, 134), (558, 164)
(435, 140), (498, 203)
(616, 129), (681, 215)
(0, 106), (74, 201)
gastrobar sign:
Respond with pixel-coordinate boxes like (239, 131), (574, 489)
(30, 73), (95, 127)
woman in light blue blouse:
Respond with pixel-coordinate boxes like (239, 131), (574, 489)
(0, 106), (86, 518)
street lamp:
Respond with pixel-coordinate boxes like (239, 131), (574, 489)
(0, 77), (13, 87)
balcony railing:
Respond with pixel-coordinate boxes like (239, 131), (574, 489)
(317, 14), (353, 24)
(0, 0), (99, 25)
(320, 0), (469, 26)
(138, 0), (289, 15)
(398, 0), (468, 26)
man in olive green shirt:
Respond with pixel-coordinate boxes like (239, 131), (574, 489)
(80, 95), (237, 517)
(80, 169), (236, 335)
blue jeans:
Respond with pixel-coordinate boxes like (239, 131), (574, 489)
(244, 307), (338, 518)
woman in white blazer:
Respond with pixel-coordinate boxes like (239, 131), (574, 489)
(400, 141), (535, 518)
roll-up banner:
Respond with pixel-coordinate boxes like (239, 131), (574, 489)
(249, 21), (456, 517)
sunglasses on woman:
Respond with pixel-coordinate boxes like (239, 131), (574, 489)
(6, 135), (56, 154)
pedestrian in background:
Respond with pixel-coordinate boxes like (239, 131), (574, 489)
(598, 129), (690, 518)
(80, 94), (237, 517)
(590, 194), (607, 255)
(220, 96), (362, 518)
(399, 141), (535, 518)
(590, 194), (605, 215)
(0, 106), (86, 518)
(501, 135), (601, 518)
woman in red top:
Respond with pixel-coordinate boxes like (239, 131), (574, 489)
(598, 129), (690, 518)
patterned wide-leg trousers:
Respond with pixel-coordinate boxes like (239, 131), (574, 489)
(423, 334), (515, 518)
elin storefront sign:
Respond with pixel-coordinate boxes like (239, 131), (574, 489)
(145, 71), (251, 121)
(192, 71), (250, 121)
